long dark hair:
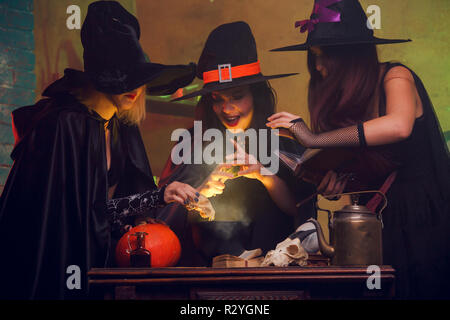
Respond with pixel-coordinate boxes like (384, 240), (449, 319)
(192, 81), (277, 161)
(195, 81), (277, 132)
(307, 44), (380, 132)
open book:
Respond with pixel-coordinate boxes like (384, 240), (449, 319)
(275, 148), (356, 186)
(276, 146), (397, 191)
(212, 248), (264, 268)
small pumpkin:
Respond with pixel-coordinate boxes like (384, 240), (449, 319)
(115, 220), (181, 267)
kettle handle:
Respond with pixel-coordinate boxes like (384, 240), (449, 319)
(314, 203), (333, 231)
(314, 190), (388, 230)
(316, 190), (387, 215)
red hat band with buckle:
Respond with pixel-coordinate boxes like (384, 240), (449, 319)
(202, 61), (261, 85)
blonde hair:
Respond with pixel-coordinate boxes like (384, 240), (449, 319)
(116, 87), (147, 125)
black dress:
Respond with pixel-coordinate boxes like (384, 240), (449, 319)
(372, 62), (450, 299)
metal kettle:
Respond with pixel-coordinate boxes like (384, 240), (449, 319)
(308, 194), (384, 266)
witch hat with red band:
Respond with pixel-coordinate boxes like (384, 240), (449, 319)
(271, 0), (411, 52)
(172, 21), (297, 102)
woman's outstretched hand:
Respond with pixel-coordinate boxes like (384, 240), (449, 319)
(198, 137), (264, 198)
(198, 165), (236, 198)
(164, 181), (200, 205)
(266, 112), (301, 129)
(226, 139), (267, 181)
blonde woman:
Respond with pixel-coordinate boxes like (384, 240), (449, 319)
(0, 1), (197, 299)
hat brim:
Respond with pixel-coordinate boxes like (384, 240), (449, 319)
(171, 72), (298, 102)
(87, 62), (196, 95)
(271, 37), (412, 52)
(142, 62), (197, 96)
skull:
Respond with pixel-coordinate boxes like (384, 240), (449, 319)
(261, 237), (308, 267)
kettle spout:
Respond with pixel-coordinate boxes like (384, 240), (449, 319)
(307, 218), (335, 258)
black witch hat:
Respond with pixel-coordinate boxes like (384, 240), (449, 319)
(172, 21), (298, 102)
(46, 1), (195, 96)
(271, 0), (411, 52)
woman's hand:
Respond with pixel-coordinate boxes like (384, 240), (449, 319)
(199, 166), (235, 198)
(226, 139), (266, 181)
(317, 171), (349, 200)
(266, 112), (301, 129)
(164, 181), (199, 205)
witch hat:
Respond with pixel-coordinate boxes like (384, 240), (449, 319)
(55, 1), (196, 95)
(271, 0), (411, 52)
(172, 21), (297, 102)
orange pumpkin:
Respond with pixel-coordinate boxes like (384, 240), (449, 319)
(115, 222), (181, 267)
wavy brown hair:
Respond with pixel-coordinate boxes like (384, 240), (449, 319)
(307, 44), (380, 132)
(192, 81), (277, 161)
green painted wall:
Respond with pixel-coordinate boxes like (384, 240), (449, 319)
(370, 0), (449, 132)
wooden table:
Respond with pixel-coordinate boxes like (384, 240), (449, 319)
(88, 265), (395, 300)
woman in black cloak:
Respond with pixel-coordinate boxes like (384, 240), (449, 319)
(268, 0), (450, 299)
(0, 1), (198, 299)
(156, 21), (317, 267)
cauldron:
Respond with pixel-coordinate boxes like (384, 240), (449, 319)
(191, 221), (252, 261)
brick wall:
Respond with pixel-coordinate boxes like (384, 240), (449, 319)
(0, 0), (35, 192)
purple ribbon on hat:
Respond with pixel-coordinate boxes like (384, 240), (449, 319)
(295, 0), (341, 33)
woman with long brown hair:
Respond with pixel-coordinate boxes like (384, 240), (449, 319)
(267, 0), (450, 299)
(157, 21), (316, 266)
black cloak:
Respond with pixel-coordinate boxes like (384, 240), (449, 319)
(0, 79), (156, 299)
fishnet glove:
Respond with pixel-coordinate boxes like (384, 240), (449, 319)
(107, 187), (166, 235)
(288, 118), (367, 148)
